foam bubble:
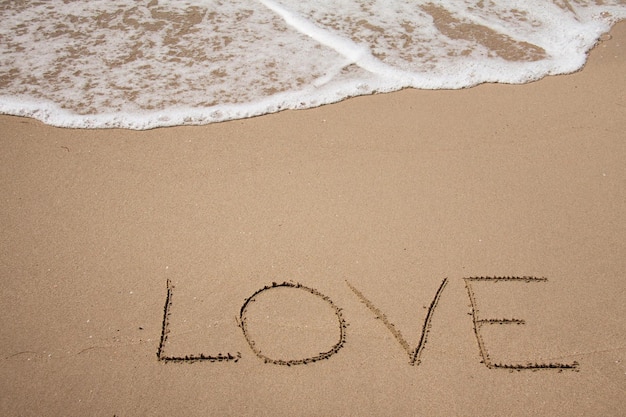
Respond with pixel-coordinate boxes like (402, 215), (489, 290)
(0, 0), (624, 129)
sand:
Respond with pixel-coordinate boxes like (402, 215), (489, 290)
(1, 22), (625, 417)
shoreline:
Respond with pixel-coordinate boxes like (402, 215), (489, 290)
(0, 21), (624, 417)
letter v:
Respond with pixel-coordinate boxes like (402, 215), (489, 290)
(346, 278), (448, 366)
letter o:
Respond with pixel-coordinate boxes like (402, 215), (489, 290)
(239, 282), (346, 366)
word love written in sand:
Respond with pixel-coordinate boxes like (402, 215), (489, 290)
(157, 277), (579, 371)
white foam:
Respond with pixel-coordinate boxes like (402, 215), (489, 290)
(0, 0), (624, 129)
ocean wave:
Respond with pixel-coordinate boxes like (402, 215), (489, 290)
(1, 0), (624, 129)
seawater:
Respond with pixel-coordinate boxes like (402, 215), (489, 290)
(1, 0), (625, 129)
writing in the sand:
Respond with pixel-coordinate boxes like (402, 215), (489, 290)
(157, 277), (578, 371)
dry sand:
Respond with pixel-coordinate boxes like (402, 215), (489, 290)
(1, 22), (625, 417)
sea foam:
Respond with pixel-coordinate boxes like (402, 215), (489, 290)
(1, 0), (624, 129)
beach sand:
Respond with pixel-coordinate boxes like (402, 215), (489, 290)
(1, 22), (625, 417)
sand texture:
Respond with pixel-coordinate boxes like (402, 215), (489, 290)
(1, 22), (625, 417)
